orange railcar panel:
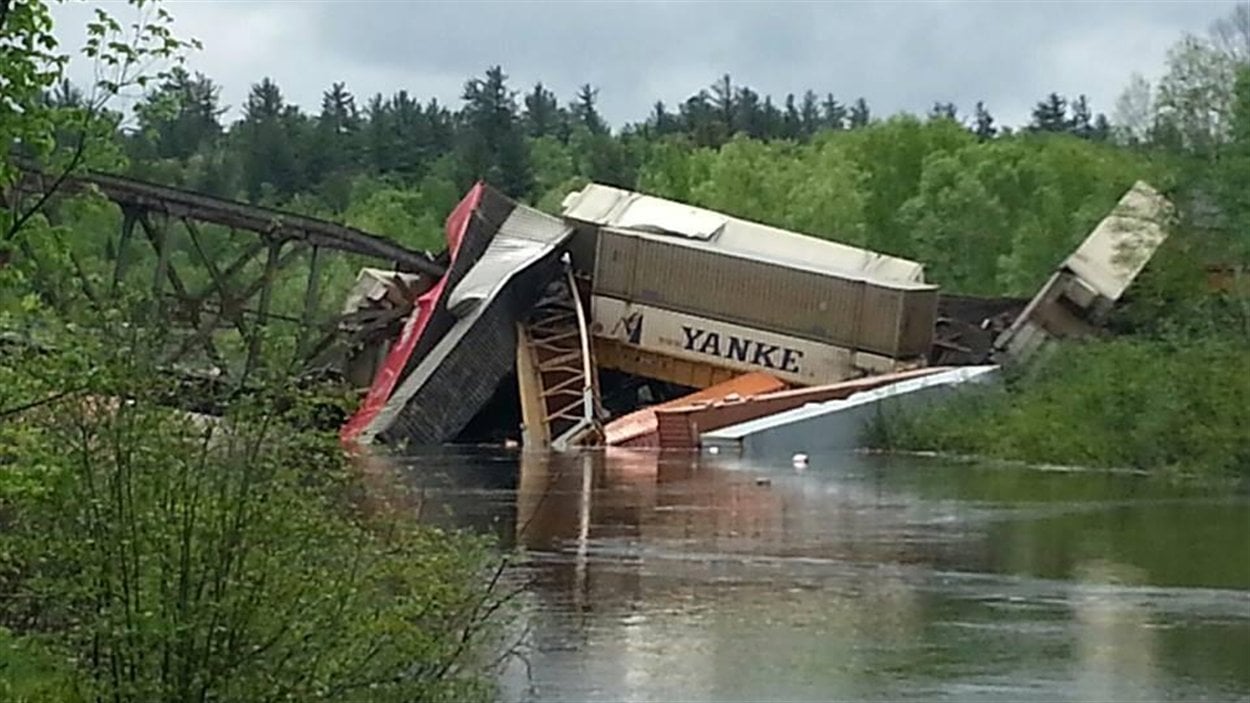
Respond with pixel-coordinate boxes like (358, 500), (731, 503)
(604, 372), (787, 448)
(652, 367), (950, 450)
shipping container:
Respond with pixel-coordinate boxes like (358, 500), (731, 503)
(591, 226), (938, 358)
(993, 181), (1172, 365)
(562, 183), (926, 283)
(562, 184), (938, 362)
(591, 296), (924, 387)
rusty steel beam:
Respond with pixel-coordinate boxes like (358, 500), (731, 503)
(165, 244), (305, 368)
(113, 207), (138, 293)
(298, 245), (323, 356)
(17, 165), (444, 277)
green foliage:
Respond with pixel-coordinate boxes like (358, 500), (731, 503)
(0, 325), (506, 702)
(636, 120), (1163, 294)
(456, 66), (533, 198)
(343, 176), (454, 251)
(871, 203), (1250, 478)
(0, 626), (77, 703)
(871, 335), (1250, 477)
(3, 0), (198, 244)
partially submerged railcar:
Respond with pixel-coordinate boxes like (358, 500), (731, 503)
(560, 184), (939, 388)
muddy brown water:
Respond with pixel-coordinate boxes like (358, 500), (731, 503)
(382, 449), (1250, 702)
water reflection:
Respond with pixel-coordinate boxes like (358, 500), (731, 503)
(380, 448), (1250, 702)
(1071, 560), (1160, 703)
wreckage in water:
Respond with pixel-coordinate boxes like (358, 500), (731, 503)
(562, 184), (938, 387)
(339, 179), (1173, 453)
(340, 182), (940, 448)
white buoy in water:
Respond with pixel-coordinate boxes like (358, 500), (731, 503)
(707, 446), (720, 455)
(792, 452), (809, 469)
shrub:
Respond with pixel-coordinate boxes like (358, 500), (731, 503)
(872, 335), (1250, 477)
(0, 331), (507, 702)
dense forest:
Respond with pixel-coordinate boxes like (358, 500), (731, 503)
(93, 70), (1159, 296)
(43, 15), (1241, 298)
(3, 3), (1247, 308)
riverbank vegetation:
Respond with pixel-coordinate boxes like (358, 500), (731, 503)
(870, 335), (1250, 477)
(2, 2), (508, 699)
(0, 322), (508, 701)
(869, 203), (1250, 478)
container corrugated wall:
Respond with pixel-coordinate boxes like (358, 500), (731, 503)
(566, 225), (599, 278)
(899, 288), (940, 357)
(593, 230), (637, 299)
(594, 228), (935, 358)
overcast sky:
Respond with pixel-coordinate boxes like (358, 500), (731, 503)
(52, 0), (1239, 130)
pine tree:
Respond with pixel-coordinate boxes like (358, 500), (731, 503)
(457, 66), (532, 198)
(238, 77), (301, 201)
(422, 98), (455, 157)
(681, 90), (725, 147)
(1091, 113), (1112, 142)
(973, 101), (997, 141)
(800, 91), (822, 134)
(734, 86), (765, 138)
(928, 101), (958, 121)
(1069, 94), (1093, 138)
(821, 93), (846, 131)
(363, 93), (393, 174)
(760, 96), (783, 140)
(1030, 92), (1068, 132)
(848, 97), (871, 128)
(320, 82), (358, 135)
(782, 94), (802, 140)
(387, 90), (428, 180)
(647, 101), (678, 136)
(571, 84), (608, 136)
(307, 82), (361, 200)
(523, 82), (562, 139)
(134, 67), (224, 161)
(710, 74), (735, 135)
(244, 77), (284, 121)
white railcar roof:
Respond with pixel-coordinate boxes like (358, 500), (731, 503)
(561, 183), (927, 285)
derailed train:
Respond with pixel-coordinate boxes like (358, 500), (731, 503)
(342, 181), (944, 447)
(560, 184), (939, 388)
(340, 179), (1172, 448)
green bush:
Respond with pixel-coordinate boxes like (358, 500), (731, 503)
(0, 330), (506, 702)
(873, 335), (1250, 477)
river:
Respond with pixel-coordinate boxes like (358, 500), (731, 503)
(388, 448), (1250, 702)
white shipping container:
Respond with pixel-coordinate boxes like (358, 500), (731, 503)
(591, 296), (917, 387)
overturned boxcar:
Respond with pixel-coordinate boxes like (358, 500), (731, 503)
(560, 184), (939, 388)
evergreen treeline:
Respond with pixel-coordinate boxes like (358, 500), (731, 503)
(93, 66), (1159, 295)
(112, 67), (1115, 207)
(30, 4), (1250, 301)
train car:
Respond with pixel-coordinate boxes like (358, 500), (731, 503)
(560, 184), (939, 388)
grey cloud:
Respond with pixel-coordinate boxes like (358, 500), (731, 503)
(55, 0), (1235, 129)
